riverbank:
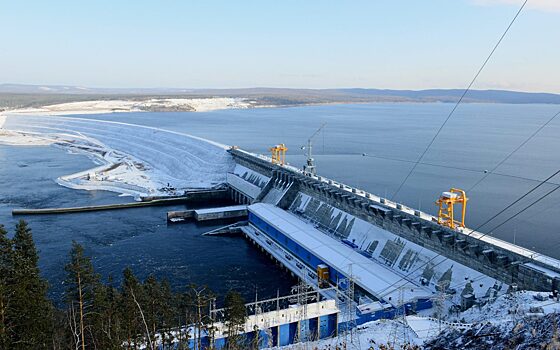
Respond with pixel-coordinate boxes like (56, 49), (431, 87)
(1, 96), (257, 115)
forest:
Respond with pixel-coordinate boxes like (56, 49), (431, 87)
(0, 220), (249, 350)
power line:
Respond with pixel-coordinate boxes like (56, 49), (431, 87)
(375, 167), (560, 299)
(464, 168), (560, 234)
(380, 180), (558, 299)
(390, 0), (528, 201)
(479, 184), (560, 236)
(361, 153), (560, 187)
(362, 153), (484, 173)
(467, 110), (560, 193)
(362, 107), (560, 299)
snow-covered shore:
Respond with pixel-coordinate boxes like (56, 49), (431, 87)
(0, 111), (236, 199)
(7, 97), (255, 116)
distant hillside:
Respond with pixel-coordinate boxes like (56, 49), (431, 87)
(1, 84), (560, 110)
(333, 88), (560, 104)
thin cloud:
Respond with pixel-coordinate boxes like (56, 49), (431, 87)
(472, 0), (560, 13)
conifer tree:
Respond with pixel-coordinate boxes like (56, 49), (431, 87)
(65, 241), (100, 350)
(144, 274), (163, 349)
(159, 279), (178, 348)
(120, 267), (147, 349)
(10, 219), (53, 349)
(92, 276), (122, 350)
(224, 290), (247, 350)
(0, 224), (13, 349)
(179, 287), (195, 349)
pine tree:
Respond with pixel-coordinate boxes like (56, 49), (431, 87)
(224, 290), (247, 350)
(0, 224), (13, 349)
(179, 287), (195, 349)
(65, 241), (101, 350)
(144, 274), (163, 349)
(10, 219), (53, 349)
(120, 267), (148, 349)
(159, 280), (178, 348)
(92, 276), (122, 350)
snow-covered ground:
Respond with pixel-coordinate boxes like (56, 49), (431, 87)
(275, 319), (423, 350)
(0, 113), (235, 198)
(6, 97), (255, 116)
(275, 291), (560, 349)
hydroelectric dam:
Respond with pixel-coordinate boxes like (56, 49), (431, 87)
(185, 145), (560, 347)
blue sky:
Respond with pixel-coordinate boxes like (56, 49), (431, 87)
(0, 0), (558, 92)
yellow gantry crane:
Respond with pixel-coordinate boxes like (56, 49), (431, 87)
(436, 188), (468, 229)
(270, 144), (288, 165)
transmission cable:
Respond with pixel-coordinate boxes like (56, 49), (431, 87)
(467, 110), (560, 193)
(478, 184), (560, 237)
(361, 152), (560, 186)
(390, 0), (528, 201)
(375, 167), (560, 298)
(463, 168), (560, 234)
(378, 171), (559, 297)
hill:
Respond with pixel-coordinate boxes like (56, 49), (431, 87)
(1, 84), (560, 111)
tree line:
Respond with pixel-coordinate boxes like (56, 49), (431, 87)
(0, 220), (249, 350)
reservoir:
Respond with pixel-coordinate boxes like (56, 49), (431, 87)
(1, 102), (559, 302)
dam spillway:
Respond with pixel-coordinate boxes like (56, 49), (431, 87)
(224, 147), (560, 320)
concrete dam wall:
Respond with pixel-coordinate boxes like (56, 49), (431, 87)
(228, 148), (560, 294)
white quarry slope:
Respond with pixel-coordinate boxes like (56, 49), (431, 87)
(0, 114), (235, 197)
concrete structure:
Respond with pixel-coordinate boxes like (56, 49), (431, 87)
(194, 205), (248, 221)
(210, 300), (338, 349)
(167, 205), (248, 222)
(227, 148), (560, 294)
(13, 188), (230, 216)
(184, 298), (338, 349)
(226, 164), (270, 204)
(248, 203), (433, 308)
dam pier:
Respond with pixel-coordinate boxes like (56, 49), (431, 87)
(12, 188), (229, 215)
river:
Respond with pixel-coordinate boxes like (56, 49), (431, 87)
(1, 102), (559, 302)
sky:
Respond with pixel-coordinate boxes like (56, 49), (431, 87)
(0, 0), (559, 92)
